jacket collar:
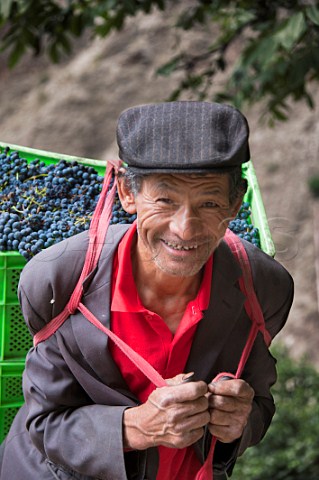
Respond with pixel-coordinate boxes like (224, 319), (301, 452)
(185, 238), (245, 380)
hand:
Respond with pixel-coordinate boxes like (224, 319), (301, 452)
(123, 373), (210, 450)
(207, 379), (254, 443)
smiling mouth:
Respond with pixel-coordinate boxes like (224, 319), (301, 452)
(162, 240), (199, 251)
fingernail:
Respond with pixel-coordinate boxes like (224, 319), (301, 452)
(182, 372), (195, 383)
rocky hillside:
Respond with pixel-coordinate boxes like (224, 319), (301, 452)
(0, 6), (318, 365)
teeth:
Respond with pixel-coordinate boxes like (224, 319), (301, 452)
(165, 241), (198, 251)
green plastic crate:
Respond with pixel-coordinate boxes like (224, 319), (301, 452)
(0, 252), (31, 361)
(0, 360), (25, 442)
(0, 304), (32, 361)
(0, 361), (25, 406)
(0, 404), (22, 442)
(0, 141), (107, 176)
(242, 162), (275, 257)
(0, 253), (26, 304)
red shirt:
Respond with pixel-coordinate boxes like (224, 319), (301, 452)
(109, 223), (213, 480)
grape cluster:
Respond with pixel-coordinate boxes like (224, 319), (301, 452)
(228, 202), (260, 247)
(0, 147), (136, 260)
(0, 148), (260, 261)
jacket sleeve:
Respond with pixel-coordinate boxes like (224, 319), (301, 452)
(22, 326), (141, 480)
(238, 261), (294, 455)
(18, 230), (145, 480)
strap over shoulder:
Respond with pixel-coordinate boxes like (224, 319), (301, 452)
(33, 161), (119, 346)
(224, 229), (272, 347)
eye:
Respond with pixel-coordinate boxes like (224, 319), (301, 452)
(156, 198), (174, 205)
(201, 201), (219, 208)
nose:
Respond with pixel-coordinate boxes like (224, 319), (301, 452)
(169, 205), (202, 241)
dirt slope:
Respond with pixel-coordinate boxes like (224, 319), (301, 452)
(0, 6), (318, 365)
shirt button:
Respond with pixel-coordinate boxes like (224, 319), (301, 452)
(192, 306), (197, 315)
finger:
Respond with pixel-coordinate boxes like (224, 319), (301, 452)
(208, 379), (254, 400)
(166, 372), (195, 386)
(181, 395), (209, 416)
(209, 409), (232, 427)
(209, 395), (253, 422)
(209, 405), (249, 427)
(150, 395), (209, 423)
(208, 394), (237, 412)
(166, 409), (211, 435)
(208, 423), (243, 443)
(208, 404), (251, 441)
(153, 381), (208, 407)
(161, 426), (206, 449)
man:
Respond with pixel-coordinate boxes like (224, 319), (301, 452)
(0, 101), (293, 480)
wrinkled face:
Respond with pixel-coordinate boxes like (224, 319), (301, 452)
(118, 173), (242, 278)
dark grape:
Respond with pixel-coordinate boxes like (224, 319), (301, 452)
(228, 202), (261, 248)
(0, 147), (258, 260)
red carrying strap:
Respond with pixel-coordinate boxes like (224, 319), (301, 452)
(77, 302), (167, 388)
(224, 229), (272, 349)
(34, 160), (120, 346)
(195, 230), (270, 480)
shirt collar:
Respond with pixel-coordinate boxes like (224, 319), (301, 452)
(111, 222), (213, 313)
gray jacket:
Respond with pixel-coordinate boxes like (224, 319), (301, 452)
(0, 225), (293, 480)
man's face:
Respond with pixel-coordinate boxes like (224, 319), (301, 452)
(119, 173), (241, 278)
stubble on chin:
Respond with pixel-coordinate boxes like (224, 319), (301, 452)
(151, 242), (214, 278)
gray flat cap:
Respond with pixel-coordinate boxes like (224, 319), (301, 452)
(116, 101), (250, 173)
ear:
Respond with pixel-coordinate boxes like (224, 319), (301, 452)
(117, 176), (137, 214)
(229, 195), (244, 220)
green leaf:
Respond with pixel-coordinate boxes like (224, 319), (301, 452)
(8, 40), (25, 67)
(140, 0), (153, 14)
(232, 346), (319, 478)
(306, 5), (319, 26)
(275, 12), (307, 51)
(58, 34), (72, 54)
(16, 0), (31, 15)
(69, 14), (85, 36)
(176, 9), (196, 30)
(0, 0), (14, 18)
(156, 57), (181, 76)
(48, 42), (59, 63)
(308, 174), (319, 197)
(95, 21), (113, 37)
(239, 36), (278, 69)
(271, 106), (289, 122)
(168, 88), (182, 101)
(155, 0), (166, 11)
(121, 0), (136, 16)
(112, 10), (125, 30)
(304, 91), (315, 109)
(182, 74), (203, 89)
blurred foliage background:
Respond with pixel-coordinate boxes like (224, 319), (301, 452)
(233, 346), (319, 479)
(1, 0), (319, 123)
